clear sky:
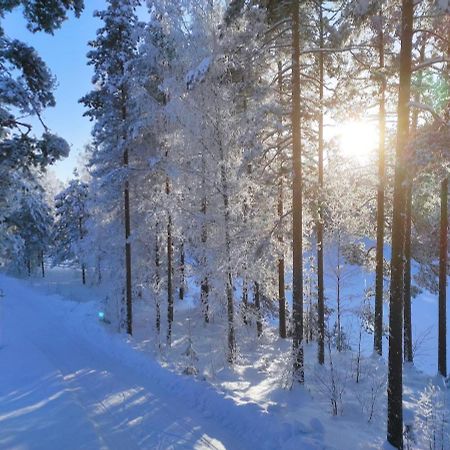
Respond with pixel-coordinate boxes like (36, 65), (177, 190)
(3, 2), (107, 182)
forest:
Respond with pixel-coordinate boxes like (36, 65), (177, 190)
(1, 1), (449, 449)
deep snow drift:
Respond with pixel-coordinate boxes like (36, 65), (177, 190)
(0, 270), (448, 449)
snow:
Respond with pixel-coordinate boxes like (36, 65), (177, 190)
(0, 270), (449, 449)
(186, 57), (212, 90)
(0, 274), (240, 449)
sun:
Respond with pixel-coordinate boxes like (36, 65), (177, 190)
(338, 120), (378, 164)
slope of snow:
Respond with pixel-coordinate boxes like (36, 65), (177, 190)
(1, 270), (448, 449)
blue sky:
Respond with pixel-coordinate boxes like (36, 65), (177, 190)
(3, 3), (106, 181)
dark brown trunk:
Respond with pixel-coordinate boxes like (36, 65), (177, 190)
(219, 143), (235, 363)
(242, 277), (248, 325)
(291, 0), (304, 383)
(254, 282), (262, 337)
(317, 1), (325, 364)
(403, 42), (425, 363)
(374, 7), (386, 356)
(200, 155), (209, 323)
(277, 60), (287, 339)
(166, 176), (173, 346)
(179, 240), (185, 300)
(201, 206), (209, 323)
(387, 1), (414, 448)
(438, 177), (448, 377)
(403, 185), (412, 362)
(40, 250), (45, 278)
(122, 91), (132, 336)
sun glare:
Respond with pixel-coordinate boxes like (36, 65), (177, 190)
(338, 120), (378, 164)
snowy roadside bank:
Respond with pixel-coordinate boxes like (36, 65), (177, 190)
(2, 271), (448, 450)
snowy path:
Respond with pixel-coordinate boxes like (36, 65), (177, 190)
(0, 276), (243, 450)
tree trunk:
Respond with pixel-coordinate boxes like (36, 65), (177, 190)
(438, 177), (448, 377)
(403, 184), (412, 363)
(219, 142), (236, 364)
(277, 60), (287, 339)
(166, 176), (173, 346)
(317, 1), (325, 364)
(291, 0), (304, 383)
(155, 223), (161, 334)
(374, 6), (386, 357)
(242, 277), (248, 325)
(122, 93), (132, 336)
(336, 235), (342, 352)
(200, 178), (209, 323)
(254, 282), (262, 338)
(404, 42), (425, 363)
(179, 240), (185, 300)
(40, 250), (45, 278)
(200, 153), (209, 323)
(387, 1), (414, 448)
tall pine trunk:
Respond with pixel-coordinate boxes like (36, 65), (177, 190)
(218, 137), (235, 363)
(374, 7), (386, 356)
(404, 43), (425, 363)
(317, 1), (325, 364)
(79, 216), (86, 285)
(387, 1), (414, 447)
(179, 240), (185, 300)
(291, 0), (304, 383)
(438, 177), (448, 377)
(201, 155), (209, 323)
(277, 60), (287, 339)
(166, 175), (173, 346)
(122, 96), (132, 336)
(40, 250), (45, 278)
(438, 27), (450, 378)
(155, 223), (161, 334)
(254, 282), (263, 338)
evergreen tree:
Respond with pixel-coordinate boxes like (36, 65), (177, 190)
(53, 174), (89, 284)
(80, 0), (139, 334)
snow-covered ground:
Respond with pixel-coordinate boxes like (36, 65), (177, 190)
(0, 269), (448, 449)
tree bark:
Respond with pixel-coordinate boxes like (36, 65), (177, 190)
(438, 177), (448, 377)
(155, 223), (161, 334)
(200, 161), (209, 323)
(254, 282), (263, 338)
(166, 176), (173, 346)
(374, 6), (386, 357)
(79, 217), (86, 285)
(122, 95), (132, 336)
(277, 60), (287, 339)
(218, 137), (235, 363)
(404, 42), (425, 363)
(179, 240), (185, 300)
(291, 0), (304, 383)
(242, 277), (249, 325)
(387, 1), (414, 448)
(317, 1), (325, 364)
(40, 250), (45, 278)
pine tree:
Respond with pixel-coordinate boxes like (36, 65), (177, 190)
(53, 174), (89, 284)
(80, 0), (139, 335)
(387, 1), (414, 448)
(291, 0), (305, 384)
(438, 177), (448, 377)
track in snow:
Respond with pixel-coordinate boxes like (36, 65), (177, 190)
(0, 275), (242, 450)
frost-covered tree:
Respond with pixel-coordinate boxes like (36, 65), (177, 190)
(0, 0), (82, 273)
(53, 173), (89, 284)
(80, 0), (140, 334)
